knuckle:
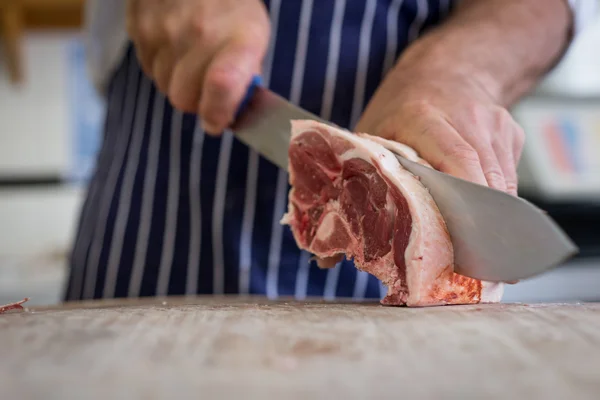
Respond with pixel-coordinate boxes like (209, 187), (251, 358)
(405, 100), (436, 119)
(446, 142), (480, 166)
(191, 14), (210, 39)
(136, 15), (156, 43)
(205, 73), (234, 97)
(436, 142), (481, 176)
(464, 101), (481, 123)
(162, 15), (181, 46)
(195, 27), (222, 50)
(493, 107), (514, 130)
(495, 107), (512, 122)
(485, 168), (507, 191)
(506, 179), (519, 190)
(205, 64), (245, 96)
(485, 168), (504, 183)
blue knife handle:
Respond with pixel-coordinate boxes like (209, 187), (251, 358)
(235, 74), (263, 119)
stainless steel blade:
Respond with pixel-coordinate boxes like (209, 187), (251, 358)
(230, 86), (328, 170)
(231, 85), (579, 282)
(394, 155), (579, 282)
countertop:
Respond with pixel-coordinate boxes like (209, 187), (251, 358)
(1, 296), (599, 399)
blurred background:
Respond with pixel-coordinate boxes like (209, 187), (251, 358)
(0, 0), (599, 307)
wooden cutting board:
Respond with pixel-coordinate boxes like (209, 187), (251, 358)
(1, 296), (600, 399)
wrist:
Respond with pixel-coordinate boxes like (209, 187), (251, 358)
(389, 29), (504, 106)
(388, 0), (572, 108)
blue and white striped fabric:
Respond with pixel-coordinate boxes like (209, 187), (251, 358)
(65, 0), (458, 302)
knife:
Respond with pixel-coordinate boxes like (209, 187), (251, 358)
(230, 76), (579, 282)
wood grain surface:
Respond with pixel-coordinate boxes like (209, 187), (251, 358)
(1, 296), (599, 400)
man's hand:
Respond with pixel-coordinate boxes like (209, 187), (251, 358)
(126, 0), (270, 134)
(356, 73), (525, 195)
(357, 0), (573, 195)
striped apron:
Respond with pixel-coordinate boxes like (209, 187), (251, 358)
(65, 0), (456, 302)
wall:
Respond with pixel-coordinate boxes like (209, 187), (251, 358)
(0, 33), (71, 176)
(0, 31), (99, 305)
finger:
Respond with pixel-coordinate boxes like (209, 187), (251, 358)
(200, 40), (265, 135)
(451, 108), (506, 191)
(492, 138), (517, 196)
(168, 45), (220, 114)
(125, 0), (138, 38)
(128, 16), (161, 79)
(133, 45), (157, 80)
(473, 141), (507, 192)
(128, 4), (182, 82)
(399, 117), (489, 187)
(152, 46), (178, 95)
(512, 124), (526, 167)
(125, 0), (146, 39)
(127, 10), (159, 79)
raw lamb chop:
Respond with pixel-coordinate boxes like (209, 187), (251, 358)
(281, 120), (503, 307)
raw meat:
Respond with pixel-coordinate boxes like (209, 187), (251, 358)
(281, 120), (503, 307)
(0, 298), (29, 314)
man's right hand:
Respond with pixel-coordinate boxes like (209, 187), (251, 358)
(126, 0), (271, 135)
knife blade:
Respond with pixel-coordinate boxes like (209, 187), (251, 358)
(231, 75), (328, 169)
(230, 76), (579, 282)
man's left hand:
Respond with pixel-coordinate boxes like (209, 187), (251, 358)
(356, 71), (525, 196)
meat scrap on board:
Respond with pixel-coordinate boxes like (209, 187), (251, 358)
(0, 298), (29, 314)
(281, 120), (503, 307)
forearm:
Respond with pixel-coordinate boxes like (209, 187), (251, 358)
(391, 0), (573, 107)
